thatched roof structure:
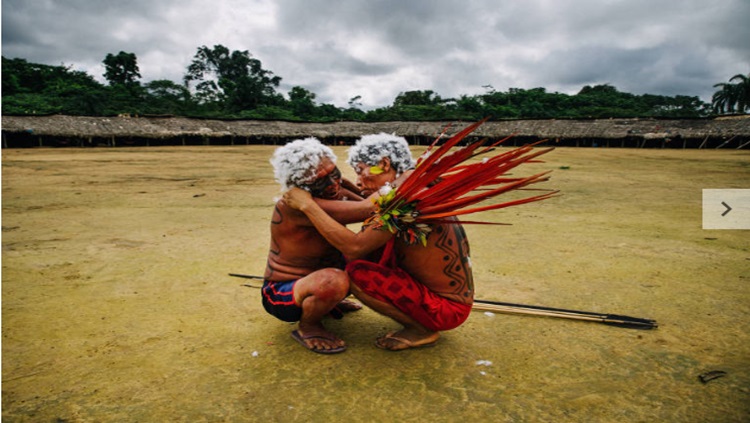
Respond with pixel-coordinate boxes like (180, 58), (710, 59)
(2, 114), (749, 148)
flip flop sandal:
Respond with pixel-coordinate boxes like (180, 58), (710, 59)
(291, 330), (347, 354)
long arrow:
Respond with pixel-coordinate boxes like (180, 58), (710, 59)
(230, 273), (658, 330)
(473, 299), (658, 330)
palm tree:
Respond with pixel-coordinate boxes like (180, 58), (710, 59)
(711, 83), (734, 114)
(712, 73), (750, 114)
(729, 73), (750, 112)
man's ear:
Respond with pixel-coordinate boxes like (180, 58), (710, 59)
(379, 157), (392, 172)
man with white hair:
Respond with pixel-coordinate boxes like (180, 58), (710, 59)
(264, 137), (373, 354)
(284, 133), (475, 351)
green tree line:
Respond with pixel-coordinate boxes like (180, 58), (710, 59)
(2, 45), (748, 121)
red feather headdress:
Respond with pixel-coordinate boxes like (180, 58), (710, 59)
(364, 118), (558, 245)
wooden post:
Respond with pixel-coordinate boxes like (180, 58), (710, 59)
(715, 136), (736, 149)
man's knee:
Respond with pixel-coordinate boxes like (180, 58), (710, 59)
(314, 268), (349, 298)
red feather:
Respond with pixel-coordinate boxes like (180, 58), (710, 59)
(368, 119), (557, 245)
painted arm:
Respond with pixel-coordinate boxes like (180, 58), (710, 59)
(284, 187), (392, 259)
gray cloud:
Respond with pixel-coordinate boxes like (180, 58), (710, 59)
(3, 0), (749, 109)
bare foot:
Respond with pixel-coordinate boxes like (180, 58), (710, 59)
(375, 329), (440, 351)
(292, 326), (346, 354)
(337, 298), (363, 312)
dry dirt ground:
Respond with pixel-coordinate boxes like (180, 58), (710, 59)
(2, 145), (749, 422)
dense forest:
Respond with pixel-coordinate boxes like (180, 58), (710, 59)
(2, 45), (749, 122)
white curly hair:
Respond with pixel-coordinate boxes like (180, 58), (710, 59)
(346, 133), (415, 175)
(270, 137), (337, 190)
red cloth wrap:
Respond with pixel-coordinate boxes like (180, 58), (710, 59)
(345, 239), (471, 331)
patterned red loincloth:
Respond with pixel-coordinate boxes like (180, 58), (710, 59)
(345, 239), (471, 331)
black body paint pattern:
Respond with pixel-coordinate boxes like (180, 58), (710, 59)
(435, 224), (474, 297)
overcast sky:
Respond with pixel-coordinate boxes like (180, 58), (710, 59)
(3, 0), (749, 109)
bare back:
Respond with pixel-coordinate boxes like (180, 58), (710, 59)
(391, 221), (474, 305)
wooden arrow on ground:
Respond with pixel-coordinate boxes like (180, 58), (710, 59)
(230, 273), (658, 330)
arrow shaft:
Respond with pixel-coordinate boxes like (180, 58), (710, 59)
(472, 302), (606, 321)
(472, 302), (657, 329)
(228, 273), (264, 280)
(229, 273), (657, 329)
(474, 298), (606, 318)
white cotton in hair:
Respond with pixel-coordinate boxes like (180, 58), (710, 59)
(347, 133), (415, 174)
(269, 137), (337, 191)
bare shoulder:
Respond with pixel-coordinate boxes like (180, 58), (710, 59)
(272, 200), (312, 227)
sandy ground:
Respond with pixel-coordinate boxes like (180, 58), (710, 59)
(2, 145), (749, 422)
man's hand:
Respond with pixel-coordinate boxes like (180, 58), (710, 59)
(283, 187), (314, 211)
(340, 178), (360, 195)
